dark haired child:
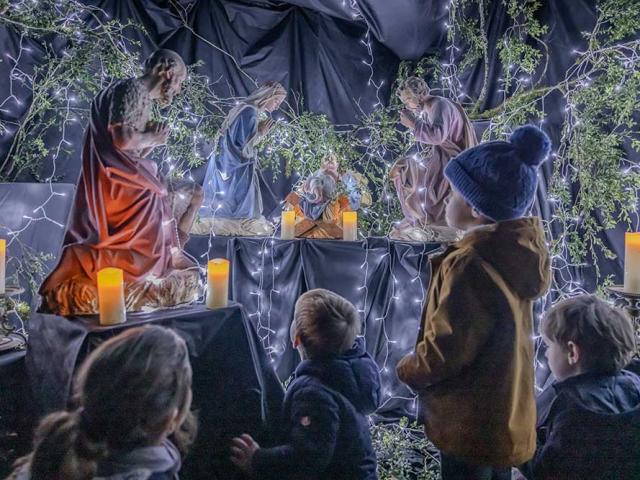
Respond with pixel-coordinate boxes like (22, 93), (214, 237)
(521, 295), (640, 479)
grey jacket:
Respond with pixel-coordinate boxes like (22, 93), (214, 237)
(11, 440), (181, 480)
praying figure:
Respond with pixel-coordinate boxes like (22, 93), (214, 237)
(390, 76), (477, 242)
(193, 81), (287, 236)
(39, 49), (201, 315)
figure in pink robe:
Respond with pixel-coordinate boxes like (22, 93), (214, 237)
(392, 76), (477, 229)
(40, 50), (201, 315)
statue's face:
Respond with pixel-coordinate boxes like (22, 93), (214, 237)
(399, 90), (421, 111)
(264, 93), (286, 112)
(158, 68), (186, 106)
(323, 157), (339, 174)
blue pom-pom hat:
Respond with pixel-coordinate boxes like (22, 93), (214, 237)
(444, 125), (551, 221)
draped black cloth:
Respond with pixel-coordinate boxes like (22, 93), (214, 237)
(0, 183), (441, 421)
(26, 304), (284, 480)
(185, 234), (441, 417)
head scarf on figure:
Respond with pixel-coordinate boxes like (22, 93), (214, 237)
(222, 81), (286, 131)
(220, 81), (286, 158)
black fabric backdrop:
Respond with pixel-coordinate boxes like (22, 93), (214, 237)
(0, 0), (633, 290)
(0, 182), (75, 308)
(0, 183), (441, 421)
(184, 234), (441, 417)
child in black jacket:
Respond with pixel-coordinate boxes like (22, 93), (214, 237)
(520, 295), (640, 479)
(231, 289), (381, 480)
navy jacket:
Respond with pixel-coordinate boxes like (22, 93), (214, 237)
(522, 369), (640, 479)
(253, 337), (381, 480)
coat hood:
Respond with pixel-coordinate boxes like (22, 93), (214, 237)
(553, 370), (640, 416)
(295, 337), (381, 414)
(456, 217), (551, 300)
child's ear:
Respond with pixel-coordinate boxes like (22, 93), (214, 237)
(566, 341), (581, 366)
(293, 335), (301, 348)
(471, 207), (483, 219)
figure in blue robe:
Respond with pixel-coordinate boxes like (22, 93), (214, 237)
(199, 82), (286, 220)
(200, 105), (261, 218)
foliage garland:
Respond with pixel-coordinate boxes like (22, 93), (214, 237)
(441, 0), (640, 297)
(370, 417), (439, 480)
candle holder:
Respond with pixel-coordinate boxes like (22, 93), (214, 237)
(605, 285), (640, 356)
(0, 286), (27, 352)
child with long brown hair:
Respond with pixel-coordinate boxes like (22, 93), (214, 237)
(7, 326), (196, 480)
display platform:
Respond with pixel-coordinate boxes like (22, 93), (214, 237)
(186, 234), (442, 416)
(26, 304), (284, 480)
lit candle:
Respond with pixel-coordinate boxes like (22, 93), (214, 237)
(0, 239), (5, 295)
(624, 232), (640, 293)
(281, 210), (296, 240)
(343, 211), (358, 241)
(207, 258), (230, 309)
(97, 267), (125, 326)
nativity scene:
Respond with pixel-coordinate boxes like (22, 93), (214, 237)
(0, 2), (639, 480)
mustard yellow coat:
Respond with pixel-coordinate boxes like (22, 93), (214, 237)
(397, 217), (551, 466)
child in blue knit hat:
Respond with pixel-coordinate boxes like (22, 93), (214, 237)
(397, 125), (552, 480)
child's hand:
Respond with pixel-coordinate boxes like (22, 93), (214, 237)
(258, 118), (274, 136)
(230, 433), (260, 474)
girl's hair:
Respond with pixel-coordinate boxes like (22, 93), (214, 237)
(16, 326), (195, 480)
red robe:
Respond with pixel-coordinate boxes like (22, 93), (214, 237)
(40, 81), (178, 295)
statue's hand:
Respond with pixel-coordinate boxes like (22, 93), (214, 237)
(258, 118), (274, 136)
(400, 109), (416, 130)
(147, 121), (170, 145)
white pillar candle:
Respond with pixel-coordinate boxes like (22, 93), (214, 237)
(207, 258), (230, 309)
(624, 232), (640, 293)
(343, 211), (358, 241)
(97, 267), (126, 326)
(0, 239), (5, 295)
(281, 211), (296, 240)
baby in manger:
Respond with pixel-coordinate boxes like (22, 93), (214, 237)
(285, 154), (371, 239)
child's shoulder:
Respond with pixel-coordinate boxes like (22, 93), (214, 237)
(288, 371), (332, 394)
(437, 244), (485, 277)
(286, 374), (340, 408)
